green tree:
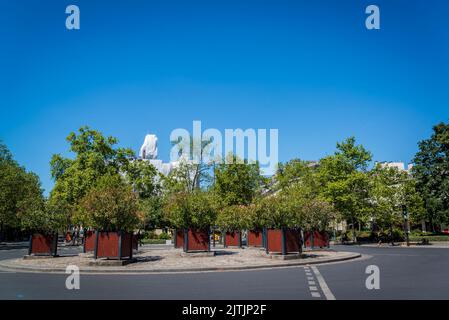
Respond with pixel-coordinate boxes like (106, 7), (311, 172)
(318, 137), (372, 241)
(257, 194), (303, 229)
(369, 165), (425, 242)
(163, 190), (219, 229)
(163, 136), (214, 193)
(412, 121), (449, 231)
(50, 126), (135, 209)
(213, 153), (264, 206)
(123, 159), (161, 198)
(276, 159), (319, 193)
(77, 174), (142, 232)
(139, 196), (165, 229)
(216, 205), (250, 231)
(0, 141), (51, 237)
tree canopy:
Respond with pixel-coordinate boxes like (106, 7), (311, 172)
(0, 141), (53, 234)
(412, 121), (449, 230)
(77, 174), (142, 232)
(213, 153), (264, 206)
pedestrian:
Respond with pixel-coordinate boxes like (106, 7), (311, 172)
(72, 226), (78, 245)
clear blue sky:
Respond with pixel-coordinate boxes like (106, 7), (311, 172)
(1, 0), (449, 195)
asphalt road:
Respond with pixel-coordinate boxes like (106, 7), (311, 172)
(0, 243), (448, 300)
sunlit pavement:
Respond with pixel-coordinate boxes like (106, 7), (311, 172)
(0, 243), (448, 300)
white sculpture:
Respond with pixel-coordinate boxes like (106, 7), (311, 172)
(139, 134), (158, 159)
(138, 134), (191, 178)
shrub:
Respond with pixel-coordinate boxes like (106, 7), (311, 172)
(216, 205), (250, 231)
(163, 190), (219, 229)
(158, 232), (171, 240)
(77, 174), (142, 232)
(257, 195), (301, 229)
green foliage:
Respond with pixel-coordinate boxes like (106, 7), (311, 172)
(246, 201), (267, 230)
(256, 194), (302, 229)
(409, 234), (449, 242)
(77, 174), (142, 231)
(163, 190), (219, 229)
(0, 141), (55, 232)
(158, 232), (171, 240)
(50, 126), (135, 211)
(141, 238), (166, 244)
(412, 121), (449, 229)
(163, 136), (214, 193)
(124, 159), (161, 199)
(216, 205), (250, 231)
(317, 137), (372, 237)
(213, 153), (263, 206)
(369, 164), (425, 233)
(139, 196), (165, 229)
(276, 159), (320, 195)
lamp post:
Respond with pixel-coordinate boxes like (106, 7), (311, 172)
(402, 205), (410, 247)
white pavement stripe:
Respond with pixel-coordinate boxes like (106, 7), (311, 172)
(308, 281), (316, 285)
(311, 292), (321, 298)
(311, 266), (336, 300)
(307, 276), (314, 280)
(309, 286), (318, 291)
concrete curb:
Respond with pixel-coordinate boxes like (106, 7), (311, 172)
(336, 243), (449, 249)
(0, 251), (361, 274)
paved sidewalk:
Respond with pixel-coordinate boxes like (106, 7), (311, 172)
(0, 247), (361, 274)
(337, 241), (449, 249)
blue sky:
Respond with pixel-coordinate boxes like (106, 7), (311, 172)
(1, 0), (449, 195)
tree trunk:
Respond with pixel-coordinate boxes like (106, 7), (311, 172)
(390, 224), (394, 246)
(351, 217), (356, 243)
(421, 220), (426, 233)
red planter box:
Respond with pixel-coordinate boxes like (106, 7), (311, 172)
(266, 229), (301, 254)
(247, 230), (263, 247)
(95, 231), (133, 259)
(29, 233), (57, 256)
(224, 231), (241, 247)
(304, 230), (329, 248)
(84, 231), (95, 252)
(175, 229), (184, 248)
(185, 229), (209, 252)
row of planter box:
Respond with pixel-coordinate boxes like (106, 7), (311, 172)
(29, 231), (138, 259)
(28, 229), (329, 258)
(174, 228), (329, 254)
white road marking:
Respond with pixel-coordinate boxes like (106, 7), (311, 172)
(309, 286), (318, 291)
(308, 281), (316, 285)
(311, 266), (336, 300)
(307, 276), (314, 280)
(311, 292), (321, 298)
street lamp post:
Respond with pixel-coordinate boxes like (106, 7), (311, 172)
(402, 205), (410, 247)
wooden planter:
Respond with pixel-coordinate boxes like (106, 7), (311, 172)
(28, 233), (58, 256)
(83, 230), (96, 253)
(183, 228), (210, 252)
(265, 228), (302, 255)
(247, 230), (263, 247)
(223, 231), (242, 248)
(94, 231), (133, 260)
(174, 229), (184, 248)
(304, 230), (329, 249)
